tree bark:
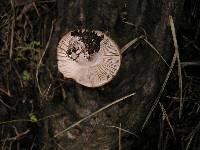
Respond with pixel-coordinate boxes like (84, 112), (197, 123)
(42, 0), (185, 149)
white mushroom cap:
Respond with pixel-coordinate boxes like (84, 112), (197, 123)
(57, 30), (121, 87)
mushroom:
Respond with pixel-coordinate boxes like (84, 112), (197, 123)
(57, 29), (121, 87)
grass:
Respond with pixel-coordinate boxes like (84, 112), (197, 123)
(142, 15), (183, 130)
(169, 16), (183, 119)
(0, 113), (59, 125)
(36, 20), (55, 96)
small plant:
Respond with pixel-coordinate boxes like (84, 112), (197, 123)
(14, 41), (41, 62)
(28, 113), (38, 123)
(22, 70), (32, 81)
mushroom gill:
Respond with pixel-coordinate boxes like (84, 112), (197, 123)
(57, 29), (121, 87)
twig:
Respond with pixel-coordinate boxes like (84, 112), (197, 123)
(36, 20), (55, 95)
(13, 65), (24, 88)
(0, 97), (12, 109)
(30, 136), (36, 150)
(38, 0), (56, 3)
(10, 0), (15, 60)
(0, 87), (11, 97)
(37, 113), (59, 122)
(2, 129), (30, 142)
(33, 2), (40, 17)
(17, 3), (33, 20)
(54, 92), (136, 137)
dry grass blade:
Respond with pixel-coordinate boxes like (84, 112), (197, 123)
(169, 15), (183, 119)
(119, 123), (122, 150)
(122, 21), (147, 37)
(9, 0), (15, 60)
(142, 15), (183, 130)
(143, 39), (169, 67)
(159, 102), (175, 138)
(107, 125), (138, 138)
(181, 61), (200, 66)
(0, 113), (58, 125)
(54, 92), (136, 137)
(120, 35), (145, 54)
(186, 121), (200, 150)
(121, 35), (169, 67)
(36, 20), (55, 95)
(142, 47), (177, 130)
(120, 21), (169, 68)
(0, 119), (31, 125)
(54, 141), (66, 150)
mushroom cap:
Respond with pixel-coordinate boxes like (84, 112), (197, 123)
(57, 30), (121, 87)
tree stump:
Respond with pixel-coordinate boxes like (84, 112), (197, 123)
(40, 0), (185, 149)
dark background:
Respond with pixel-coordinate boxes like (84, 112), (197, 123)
(0, 0), (200, 149)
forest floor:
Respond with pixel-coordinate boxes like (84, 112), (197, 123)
(0, 0), (200, 150)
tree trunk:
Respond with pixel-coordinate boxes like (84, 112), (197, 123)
(37, 0), (185, 149)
